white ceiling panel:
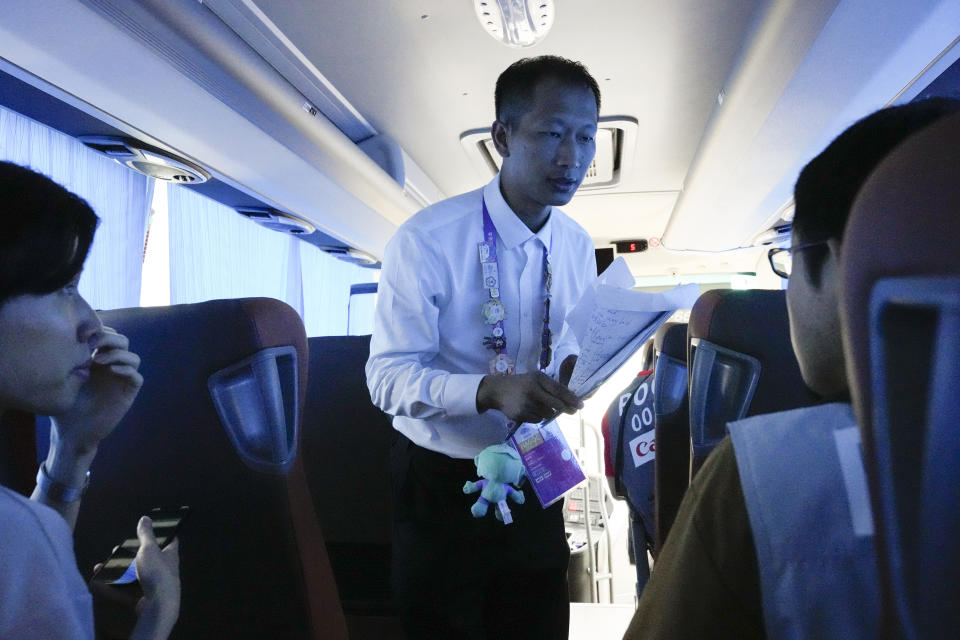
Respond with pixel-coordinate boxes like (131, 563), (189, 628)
(7, 0), (953, 275)
(561, 191), (678, 246)
(663, 0), (960, 250)
(252, 0), (764, 197)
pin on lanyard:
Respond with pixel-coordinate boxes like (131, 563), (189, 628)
(478, 197), (553, 377)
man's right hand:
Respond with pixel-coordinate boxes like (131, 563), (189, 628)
(476, 372), (583, 424)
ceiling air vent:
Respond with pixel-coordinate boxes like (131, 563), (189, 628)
(752, 224), (792, 246)
(459, 116), (637, 189)
(79, 136), (210, 183)
(236, 207), (315, 236)
(318, 246), (380, 268)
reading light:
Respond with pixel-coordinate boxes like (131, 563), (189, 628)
(474, 0), (555, 48)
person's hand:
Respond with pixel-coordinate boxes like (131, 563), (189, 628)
(132, 516), (180, 640)
(52, 326), (143, 455)
(558, 354), (578, 388)
(36, 326), (143, 522)
(476, 371), (582, 424)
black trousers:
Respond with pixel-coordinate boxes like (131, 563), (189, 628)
(390, 433), (571, 640)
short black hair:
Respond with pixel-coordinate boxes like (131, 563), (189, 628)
(495, 55), (601, 123)
(0, 161), (98, 307)
(793, 97), (960, 286)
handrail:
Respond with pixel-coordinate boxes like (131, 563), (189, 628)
(574, 414), (617, 604)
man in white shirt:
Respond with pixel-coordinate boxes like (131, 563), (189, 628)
(366, 56), (600, 638)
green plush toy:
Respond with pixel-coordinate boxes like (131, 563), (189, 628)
(462, 443), (526, 524)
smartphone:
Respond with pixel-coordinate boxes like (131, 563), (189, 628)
(90, 506), (190, 585)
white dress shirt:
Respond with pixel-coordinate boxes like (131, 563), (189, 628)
(366, 175), (596, 458)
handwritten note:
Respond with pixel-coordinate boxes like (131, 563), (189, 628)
(566, 259), (700, 398)
(568, 308), (667, 396)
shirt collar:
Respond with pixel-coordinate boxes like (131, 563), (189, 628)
(483, 174), (553, 251)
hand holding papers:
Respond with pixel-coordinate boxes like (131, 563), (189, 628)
(509, 258), (699, 510)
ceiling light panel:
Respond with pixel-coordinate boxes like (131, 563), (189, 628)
(474, 0), (555, 48)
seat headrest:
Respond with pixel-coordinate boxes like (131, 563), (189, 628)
(684, 289), (821, 475)
(100, 298), (307, 379)
(654, 322), (687, 361)
(841, 109), (960, 436)
(652, 322), (689, 418)
(687, 289), (816, 416)
(99, 298), (308, 474)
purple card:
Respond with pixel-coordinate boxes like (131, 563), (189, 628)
(510, 421), (586, 507)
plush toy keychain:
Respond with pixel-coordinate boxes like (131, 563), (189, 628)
(463, 443), (526, 524)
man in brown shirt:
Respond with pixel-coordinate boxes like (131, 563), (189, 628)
(624, 98), (960, 639)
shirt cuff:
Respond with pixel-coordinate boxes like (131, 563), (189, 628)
(441, 373), (487, 417)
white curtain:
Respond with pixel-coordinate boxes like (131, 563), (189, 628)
(0, 105), (153, 310)
(168, 185), (376, 335)
(0, 104), (376, 327)
(167, 185), (298, 306)
(300, 241), (376, 336)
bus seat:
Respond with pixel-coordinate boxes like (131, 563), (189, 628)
(300, 335), (402, 639)
(72, 298), (347, 640)
(687, 289), (819, 477)
(652, 322), (689, 552)
(840, 109), (960, 639)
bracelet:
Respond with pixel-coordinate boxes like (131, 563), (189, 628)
(36, 462), (90, 503)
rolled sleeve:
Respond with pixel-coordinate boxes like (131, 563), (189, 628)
(440, 373), (486, 416)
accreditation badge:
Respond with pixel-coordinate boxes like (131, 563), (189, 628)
(490, 353), (515, 376)
(482, 261), (500, 290)
(481, 298), (506, 324)
(509, 421), (586, 508)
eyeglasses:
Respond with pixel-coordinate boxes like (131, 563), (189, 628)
(767, 241), (828, 279)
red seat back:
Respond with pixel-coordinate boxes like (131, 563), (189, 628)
(686, 289), (820, 476)
(75, 298), (347, 640)
(841, 110), (960, 639)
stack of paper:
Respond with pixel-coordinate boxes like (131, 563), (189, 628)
(566, 258), (700, 397)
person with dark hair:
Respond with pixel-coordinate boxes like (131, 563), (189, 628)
(623, 97), (960, 640)
(0, 161), (180, 640)
(366, 56), (600, 638)
(495, 55), (601, 129)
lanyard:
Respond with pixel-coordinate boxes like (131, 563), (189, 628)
(479, 197), (553, 376)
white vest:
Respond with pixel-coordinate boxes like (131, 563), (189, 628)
(728, 403), (879, 640)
